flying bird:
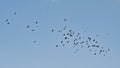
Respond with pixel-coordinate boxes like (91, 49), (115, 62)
(35, 21), (38, 24)
(14, 12), (16, 15)
(31, 29), (35, 31)
(7, 22), (10, 24)
(5, 19), (8, 22)
(33, 40), (37, 43)
(26, 25), (30, 28)
(51, 29), (54, 32)
(64, 19), (67, 21)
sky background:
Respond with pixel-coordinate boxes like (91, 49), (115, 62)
(0, 0), (120, 68)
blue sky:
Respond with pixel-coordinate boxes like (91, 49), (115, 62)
(0, 0), (120, 68)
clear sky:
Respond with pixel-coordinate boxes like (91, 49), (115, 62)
(0, 0), (120, 68)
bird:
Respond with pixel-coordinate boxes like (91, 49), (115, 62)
(94, 53), (97, 55)
(33, 40), (37, 43)
(5, 19), (8, 22)
(14, 12), (17, 15)
(95, 41), (98, 43)
(67, 41), (69, 43)
(56, 45), (58, 47)
(65, 37), (67, 39)
(26, 25), (30, 28)
(88, 37), (91, 41)
(63, 34), (65, 36)
(108, 49), (110, 51)
(64, 19), (67, 21)
(93, 39), (95, 41)
(31, 29), (35, 31)
(61, 41), (63, 44)
(51, 29), (54, 32)
(35, 21), (38, 24)
(62, 44), (65, 46)
(7, 22), (10, 24)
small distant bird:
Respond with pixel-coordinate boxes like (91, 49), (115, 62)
(7, 22), (10, 24)
(14, 12), (16, 15)
(26, 25), (30, 28)
(93, 39), (95, 41)
(108, 49), (110, 51)
(88, 37), (91, 41)
(96, 45), (100, 48)
(96, 34), (99, 37)
(58, 30), (61, 32)
(64, 19), (67, 21)
(100, 50), (103, 52)
(70, 34), (73, 37)
(69, 30), (72, 32)
(56, 45), (58, 47)
(35, 21), (38, 24)
(62, 44), (65, 46)
(94, 53), (97, 55)
(89, 49), (92, 52)
(67, 41), (69, 43)
(63, 26), (67, 30)
(63, 34), (65, 36)
(65, 37), (67, 39)
(5, 19), (8, 22)
(51, 29), (54, 32)
(88, 46), (90, 48)
(32, 29), (35, 31)
(33, 40), (37, 43)
(61, 41), (63, 43)
(95, 41), (98, 43)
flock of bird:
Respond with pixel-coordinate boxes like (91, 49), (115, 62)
(26, 21), (40, 43)
(3, 12), (110, 56)
(5, 12), (16, 24)
(51, 21), (110, 56)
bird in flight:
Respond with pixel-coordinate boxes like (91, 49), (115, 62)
(7, 22), (10, 24)
(5, 19), (8, 22)
(64, 19), (67, 21)
(14, 12), (16, 15)
(26, 25), (30, 28)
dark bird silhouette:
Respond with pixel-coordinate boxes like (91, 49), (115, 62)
(56, 45), (58, 47)
(35, 21), (38, 24)
(5, 19), (8, 22)
(94, 53), (97, 55)
(32, 29), (35, 31)
(62, 44), (65, 46)
(14, 12), (16, 15)
(93, 39), (95, 41)
(67, 41), (69, 43)
(108, 49), (110, 51)
(63, 34), (65, 36)
(65, 37), (67, 39)
(7, 22), (10, 24)
(26, 25), (30, 28)
(64, 19), (67, 21)
(33, 40), (37, 43)
(61, 41), (63, 44)
(88, 37), (91, 41)
(51, 29), (54, 32)
(95, 41), (98, 43)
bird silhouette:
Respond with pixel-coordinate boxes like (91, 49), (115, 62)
(14, 12), (16, 15)
(64, 19), (67, 21)
(7, 22), (10, 24)
(51, 29), (54, 32)
(5, 19), (8, 22)
(33, 40), (37, 43)
(26, 25), (30, 28)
